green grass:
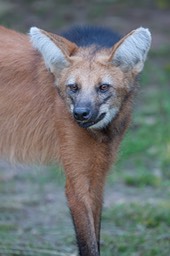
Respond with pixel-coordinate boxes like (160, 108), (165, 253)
(103, 48), (170, 255)
(101, 202), (170, 256)
(123, 168), (162, 187)
(108, 48), (170, 186)
(0, 165), (74, 256)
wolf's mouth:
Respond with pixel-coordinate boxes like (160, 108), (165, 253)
(77, 113), (106, 128)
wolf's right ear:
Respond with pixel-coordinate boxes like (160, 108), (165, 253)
(29, 27), (77, 73)
(111, 27), (151, 74)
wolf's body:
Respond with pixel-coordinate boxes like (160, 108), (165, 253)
(0, 25), (151, 256)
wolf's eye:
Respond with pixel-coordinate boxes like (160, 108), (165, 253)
(99, 83), (110, 93)
(68, 83), (79, 93)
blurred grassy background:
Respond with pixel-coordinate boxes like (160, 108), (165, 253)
(0, 0), (170, 255)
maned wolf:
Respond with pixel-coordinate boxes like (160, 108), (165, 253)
(0, 25), (151, 256)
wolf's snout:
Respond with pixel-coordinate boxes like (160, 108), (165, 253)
(73, 107), (91, 121)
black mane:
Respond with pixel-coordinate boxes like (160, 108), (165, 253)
(61, 25), (121, 49)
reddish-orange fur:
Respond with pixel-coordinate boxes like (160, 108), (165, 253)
(0, 26), (150, 256)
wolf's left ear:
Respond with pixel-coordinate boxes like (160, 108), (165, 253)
(29, 27), (77, 72)
(111, 27), (151, 73)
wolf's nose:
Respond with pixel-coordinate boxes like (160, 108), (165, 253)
(73, 107), (91, 121)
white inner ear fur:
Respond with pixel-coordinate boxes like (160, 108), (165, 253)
(113, 27), (151, 72)
(29, 27), (69, 71)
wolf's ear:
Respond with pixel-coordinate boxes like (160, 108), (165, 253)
(29, 27), (77, 72)
(111, 27), (151, 73)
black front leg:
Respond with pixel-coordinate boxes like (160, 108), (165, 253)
(65, 178), (100, 256)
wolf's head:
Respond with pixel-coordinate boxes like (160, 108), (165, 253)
(30, 26), (151, 129)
